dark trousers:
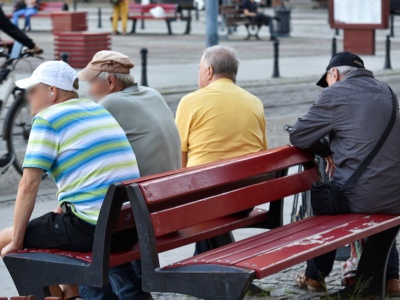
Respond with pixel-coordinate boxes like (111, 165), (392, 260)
(250, 13), (276, 38)
(79, 260), (152, 300)
(0, 6), (35, 49)
(306, 244), (400, 281)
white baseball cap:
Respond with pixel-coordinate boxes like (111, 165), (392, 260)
(15, 60), (78, 92)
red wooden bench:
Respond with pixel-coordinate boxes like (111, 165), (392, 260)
(127, 3), (191, 35)
(6, 2), (67, 29)
(3, 146), (399, 299)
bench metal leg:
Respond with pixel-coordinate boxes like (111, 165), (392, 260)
(5, 262), (51, 300)
(184, 17), (191, 34)
(146, 265), (254, 300)
(131, 19), (137, 33)
(328, 226), (399, 299)
(166, 20), (173, 35)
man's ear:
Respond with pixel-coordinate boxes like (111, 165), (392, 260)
(207, 66), (214, 81)
(49, 86), (57, 103)
(332, 68), (340, 82)
(108, 74), (116, 91)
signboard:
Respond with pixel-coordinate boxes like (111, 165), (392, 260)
(330, 0), (389, 29)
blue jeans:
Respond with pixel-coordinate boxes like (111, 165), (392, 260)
(79, 261), (152, 300)
(12, 8), (38, 28)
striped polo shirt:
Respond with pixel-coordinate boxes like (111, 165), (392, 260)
(23, 98), (139, 225)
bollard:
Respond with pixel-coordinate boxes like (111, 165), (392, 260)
(390, 14), (395, 38)
(140, 48), (148, 87)
(272, 40), (280, 78)
(98, 7), (102, 29)
(384, 35), (392, 70)
(331, 36), (337, 57)
(61, 52), (70, 64)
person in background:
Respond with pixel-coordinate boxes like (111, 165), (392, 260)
(112, 0), (128, 35)
(78, 50), (181, 300)
(0, 61), (140, 299)
(12, 0), (39, 31)
(242, 0), (279, 41)
(290, 52), (400, 296)
(0, 4), (43, 174)
(175, 45), (267, 254)
(0, 6), (42, 54)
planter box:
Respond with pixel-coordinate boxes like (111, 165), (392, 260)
(51, 12), (87, 33)
(54, 32), (111, 68)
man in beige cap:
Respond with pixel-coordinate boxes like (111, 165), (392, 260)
(78, 50), (181, 300)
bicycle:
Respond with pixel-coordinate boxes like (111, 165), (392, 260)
(0, 42), (42, 175)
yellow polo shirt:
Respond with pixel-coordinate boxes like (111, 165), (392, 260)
(175, 78), (267, 167)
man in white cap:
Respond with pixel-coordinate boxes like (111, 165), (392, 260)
(0, 61), (140, 299)
(78, 50), (179, 300)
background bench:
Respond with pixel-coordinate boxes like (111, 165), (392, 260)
(220, 4), (262, 40)
(4, 146), (400, 299)
(6, 2), (68, 30)
(128, 3), (191, 35)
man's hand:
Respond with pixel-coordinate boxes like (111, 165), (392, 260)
(325, 155), (336, 178)
(53, 206), (63, 214)
(1, 241), (21, 257)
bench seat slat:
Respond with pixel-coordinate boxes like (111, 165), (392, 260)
(12, 208), (269, 267)
(150, 168), (318, 237)
(168, 212), (344, 266)
(166, 214), (400, 279)
(236, 214), (400, 278)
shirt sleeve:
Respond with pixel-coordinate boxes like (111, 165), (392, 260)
(175, 98), (192, 152)
(290, 91), (334, 157)
(23, 117), (58, 171)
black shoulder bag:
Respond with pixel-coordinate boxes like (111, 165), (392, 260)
(311, 87), (398, 215)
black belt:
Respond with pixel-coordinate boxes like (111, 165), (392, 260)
(61, 202), (73, 214)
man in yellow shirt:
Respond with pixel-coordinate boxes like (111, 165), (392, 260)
(176, 45), (267, 168)
(175, 45), (267, 253)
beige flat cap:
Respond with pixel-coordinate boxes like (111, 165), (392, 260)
(78, 50), (134, 81)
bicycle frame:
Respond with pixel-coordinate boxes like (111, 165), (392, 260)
(0, 71), (21, 140)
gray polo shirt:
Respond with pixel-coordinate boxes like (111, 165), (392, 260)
(290, 69), (400, 214)
(100, 84), (181, 176)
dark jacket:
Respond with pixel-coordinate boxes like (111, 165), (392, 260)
(290, 69), (400, 214)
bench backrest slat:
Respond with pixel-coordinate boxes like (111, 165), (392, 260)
(150, 168), (318, 237)
(39, 2), (64, 11)
(138, 147), (314, 211)
(129, 4), (178, 15)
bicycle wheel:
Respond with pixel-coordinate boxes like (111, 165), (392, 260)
(5, 91), (32, 175)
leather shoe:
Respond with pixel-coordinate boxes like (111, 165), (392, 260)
(387, 279), (400, 297)
(295, 273), (326, 292)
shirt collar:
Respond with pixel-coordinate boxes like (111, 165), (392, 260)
(343, 68), (374, 81)
(208, 78), (234, 87)
(122, 83), (140, 93)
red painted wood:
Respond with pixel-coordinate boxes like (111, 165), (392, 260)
(150, 168), (318, 237)
(166, 214), (400, 279)
(129, 4), (178, 15)
(15, 209), (268, 267)
(138, 146), (314, 205)
(236, 215), (400, 278)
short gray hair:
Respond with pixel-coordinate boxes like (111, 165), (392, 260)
(202, 45), (239, 82)
(329, 66), (358, 76)
(98, 72), (135, 89)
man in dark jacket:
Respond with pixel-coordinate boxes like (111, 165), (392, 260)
(290, 52), (400, 296)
